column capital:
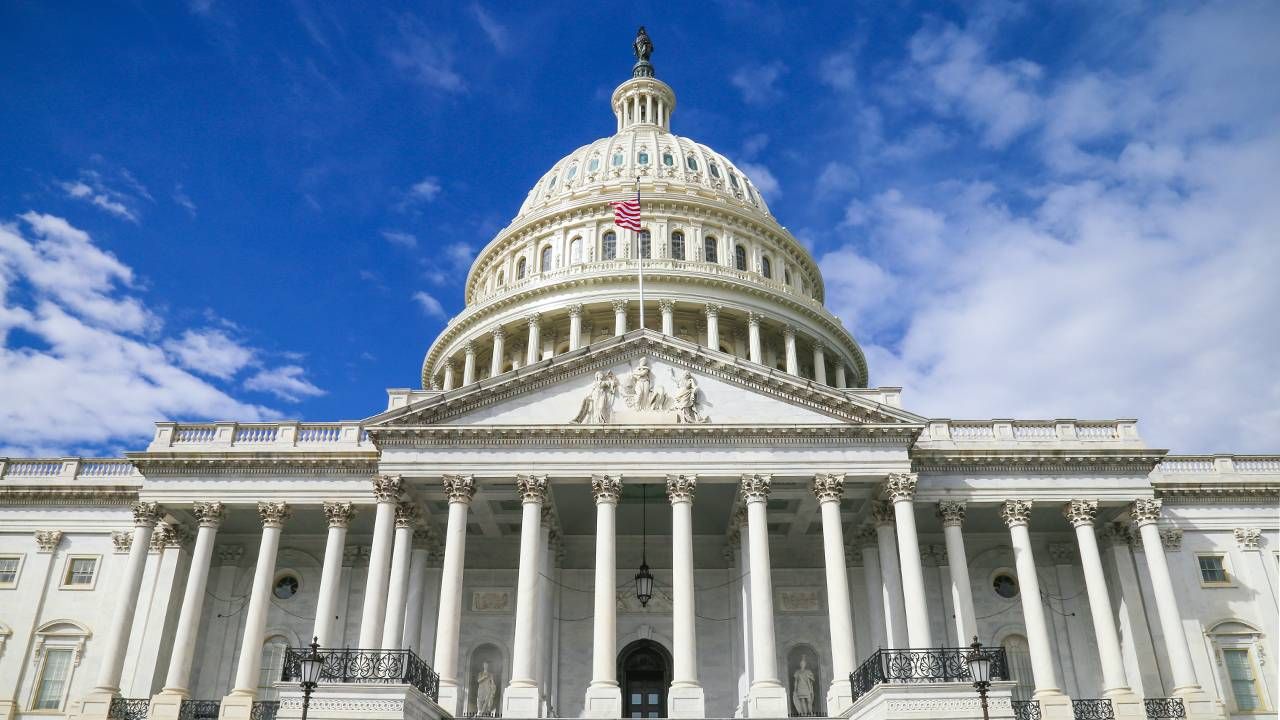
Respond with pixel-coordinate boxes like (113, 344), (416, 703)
(658, 299), (675, 313)
(1235, 527), (1262, 551)
(193, 501), (226, 529)
(937, 500), (966, 527)
(111, 530), (132, 554)
(666, 474), (697, 503)
(394, 501), (420, 529)
(525, 312), (542, 326)
(1130, 498), (1162, 527)
(1161, 528), (1184, 551)
(323, 501), (357, 528)
(812, 340), (826, 353)
(704, 303), (720, 318)
(568, 303), (584, 318)
(870, 500), (895, 527)
(443, 474), (476, 504)
(516, 473), (549, 504)
(854, 526), (879, 548)
(782, 324), (796, 339)
(133, 500), (165, 527)
(444, 359), (456, 372)
(1097, 523), (1134, 548)
(591, 474), (623, 504)
(811, 473), (844, 502)
(257, 501), (291, 528)
(739, 473), (772, 502)
(612, 299), (629, 314)
(34, 530), (63, 553)
(372, 474), (404, 503)
(491, 325), (506, 340)
(747, 312), (761, 328)
(1063, 499), (1099, 527)
(463, 340), (477, 355)
(883, 472), (918, 503)
(1000, 499), (1033, 528)
(151, 522), (181, 552)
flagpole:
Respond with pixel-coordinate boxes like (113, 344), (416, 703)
(636, 176), (645, 330)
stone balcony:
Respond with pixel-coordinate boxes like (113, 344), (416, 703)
(146, 421), (371, 453)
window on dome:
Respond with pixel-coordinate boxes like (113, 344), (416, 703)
(567, 164), (578, 180)
(704, 236), (718, 263)
(709, 162), (721, 179)
(671, 231), (685, 260)
(761, 256), (772, 279)
(662, 152), (674, 166)
(734, 244), (747, 271)
(784, 269), (791, 286)
(637, 150), (650, 165)
(746, 184), (757, 203)
(729, 172), (740, 189)
(686, 155), (698, 171)
(570, 237), (582, 264)
(638, 230), (651, 259)
(589, 156), (600, 172)
(497, 270), (505, 286)
(540, 246), (553, 272)
(602, 232), (617, 260)
(612, 152), (624, 167)
(516, 258), (527, 280)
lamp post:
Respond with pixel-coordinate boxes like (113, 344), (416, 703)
(297, 636), (325, 720)
(966, 636), (993, 720)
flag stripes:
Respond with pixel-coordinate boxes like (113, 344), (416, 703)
(611, 199), (641, 231)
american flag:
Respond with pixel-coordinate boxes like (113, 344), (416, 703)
(611, 197), (641, 231)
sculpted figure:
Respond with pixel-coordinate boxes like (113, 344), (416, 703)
(572, 371), (618, 424)
(792, 655), (815, 716)
(672, 370), (709, 423)
(475, 661), (496, 717)
(633, 26), (653, 62)
(627, 358), (658, 410)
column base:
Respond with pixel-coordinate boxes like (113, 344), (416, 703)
(435, 680), (461, 717)
(668, 683), (705, 718)
(0, 700), (18, 720)
(502, 682), (543, 718)
(217, 691), (259, 720)
(147, 691), (189, 720)
(827, 679), (854, 717)
(1102, 688), (1145, 720)
(746, 680), (788, 718)
(1032, 689), (1074, 720)
(71, 690), (119, 720)
(846, 681), (1017, 720)
(275, 683), (448, 720)
(1173, 687), (1229, 720)
(583, 682), (622, 718)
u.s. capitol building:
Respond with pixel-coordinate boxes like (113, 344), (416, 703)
(1, 29), (1275, 720)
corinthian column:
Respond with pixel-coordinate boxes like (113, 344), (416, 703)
(854, 527), (886, 651)
(526, 312), (542, 364)
(741, 474), (788, 717)
(812, 342), (827, 385)
(503, 474), (549, 717)
(490, 326), (507, 377)
(568, 304), (584, 350)
(667, 474), (705, 718)
(1064, 500), (1143, 720)
(358, 475), (402, 648)
(433, 475), (476, 716)
(747, 313), (762, 363)
(659, 299), (675, 335)
(151, 502), (224, 717)
(585, 475), (623, 718)
(783, 326), (799, 375)
(937, 501), (977, 646)
(1001, 500), (1071, 718)
(885, 473), (931, 648)
(442, 361), (456, 390)
(872, 501), (908, 648)
(1131, 499), (1219, 719)
(89, 502), (164, 702)
(704, 304), (720, 350)
(462, 341), (477, 385)
(381, 502), (419, 649)
(813, 474), (856, 715)
(314, 502), (356, 647)
(613, 299), (628, 336)
(221, 502), (291, 716)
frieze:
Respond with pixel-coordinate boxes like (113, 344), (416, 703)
(471, 590), (512, 613)
(125, 454), (378, 476)
(0, 487), (138, 506)
(374, 424), (916, 449)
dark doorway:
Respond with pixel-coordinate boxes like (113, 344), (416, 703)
(618, 639), (672, 719)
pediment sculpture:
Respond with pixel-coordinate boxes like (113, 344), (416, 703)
(571, 358), (711, 424)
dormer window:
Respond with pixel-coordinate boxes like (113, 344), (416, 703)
(662, 152), (674, 166)
(566, 164), (578, 180)
(612, 152), (624, 167)
(637, 150), (650, 165)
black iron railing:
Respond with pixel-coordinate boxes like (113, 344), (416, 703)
(1013, 699), (1042, 720)
(1144, 698), (1186, 719)
(1072, 698), (1115, 719)
(281, 646), (440, 701)
(108, 698), (151, 720)
(178, 700), (222, 720)
(250, 700), (279, 720)
(848, 647), (1010, 704)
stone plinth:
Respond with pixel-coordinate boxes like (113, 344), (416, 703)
(275, 683), (447, 720)
(844, 680), (1018, 720)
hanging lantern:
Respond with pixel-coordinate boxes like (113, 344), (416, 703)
(634, 483), (653, 606)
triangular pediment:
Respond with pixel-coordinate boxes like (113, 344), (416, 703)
(366, 331), (925, 431)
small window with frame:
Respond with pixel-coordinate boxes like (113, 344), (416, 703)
(0, 554), (23, 588)
(60, 555), (99, 590)
(1196, 553), (1233, 587)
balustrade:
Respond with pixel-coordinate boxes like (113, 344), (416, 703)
(1071, 698), (1115, 719)
(107, 698), (150, 720)
(1013, 700), (1043, 720)
(178, 700), (221, 720)
(848, 647), (1009, 705)
(1143, 698), (1186, 719)
(250, 701), (279, 720)
(282, 646), (440, 701)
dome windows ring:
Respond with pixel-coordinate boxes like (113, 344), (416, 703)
(662, 152), (674, 167)
(540, 246), (554, 272)
(671, 231), (685, 260)
(761, 256), (772, 279)
(516, 258), (527, 280)
(637, 150), (650, 166)
(686, 155), (698, 171)
(638, 230), (651, 259)
(709, 162), (721, 179)
(612, 152), (624, 167)
(734, 244), (747, 271)
(602, 231), (617, 260)
(729, 172), (740, 189)
(704, 236), (718, 264)
(566, 164), (578, 180)
(588, 156), (600, 172)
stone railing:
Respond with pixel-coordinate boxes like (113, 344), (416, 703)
(0, 457), (141, 484)
(149, 422), (371, 452)
(1159, 456), (1280, 475)
(849, 647), (1009, 705)
(924, 419), (1139, 444)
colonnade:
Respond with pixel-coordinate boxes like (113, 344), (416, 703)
(438, 299), (852, 391)
(83, 477), (1216, 720)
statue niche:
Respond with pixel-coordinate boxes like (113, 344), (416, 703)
(571, 358), (710, 425)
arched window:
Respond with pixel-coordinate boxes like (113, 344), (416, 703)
(515, 258), (527, 280)
(734, 244), (747, 271)
(540, 246), (553, 272)
(1208, 620), (1271, 713)
(784, 269), (791, 286)
(704, 236), (718, 263)
(670, 231), (685, 260)
(570, 237), (582, 264)
(638, 230), (651, 259)
(258, 634), (290, 700)
(28, 620), (90, 712)
(496, 270), (504, 286)
(1001, 635), (1034, 702)
(602, 232), (617, 260)
(761, 256), (772, 278)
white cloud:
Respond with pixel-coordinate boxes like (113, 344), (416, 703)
(470, 3), (509, 53)
(412, 290), (447, 319)
(730, 62), (786, 105)
(410, 177), (441, 201)
(815, 161), (858, 198)
(381, 230), (418, 248)
(0, 213), (286, 454)
(820, 51), (857, 91)
(737, 162), (781, 199)
(244, 365), (325, 402)
(163, 328), (255, 379)
(389, 15), (465, 93)
(173, 184), (198, 216)
(60, 173), (138, 222)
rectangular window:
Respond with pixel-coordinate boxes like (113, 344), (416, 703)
(1197, 554), (1230, 585)
(61, 556), (98, 589)
(0, 555), (21, 587)
(1223, 648), (1262, 711)
(31, 648), (73, 710)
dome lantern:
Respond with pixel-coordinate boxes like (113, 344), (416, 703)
(612, 27), (675, 132)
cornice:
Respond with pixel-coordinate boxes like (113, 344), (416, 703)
(911, 449), (1165, 474)
(372, 423), (918, 448)
(127, 452), (379, 477)
(1155, 482), (1280, 504)
(0, 486), (138, 506)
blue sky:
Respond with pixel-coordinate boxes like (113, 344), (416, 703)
(2, 1), (1277, 456)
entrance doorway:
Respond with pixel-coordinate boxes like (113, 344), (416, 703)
(618, 639), (672, 719)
